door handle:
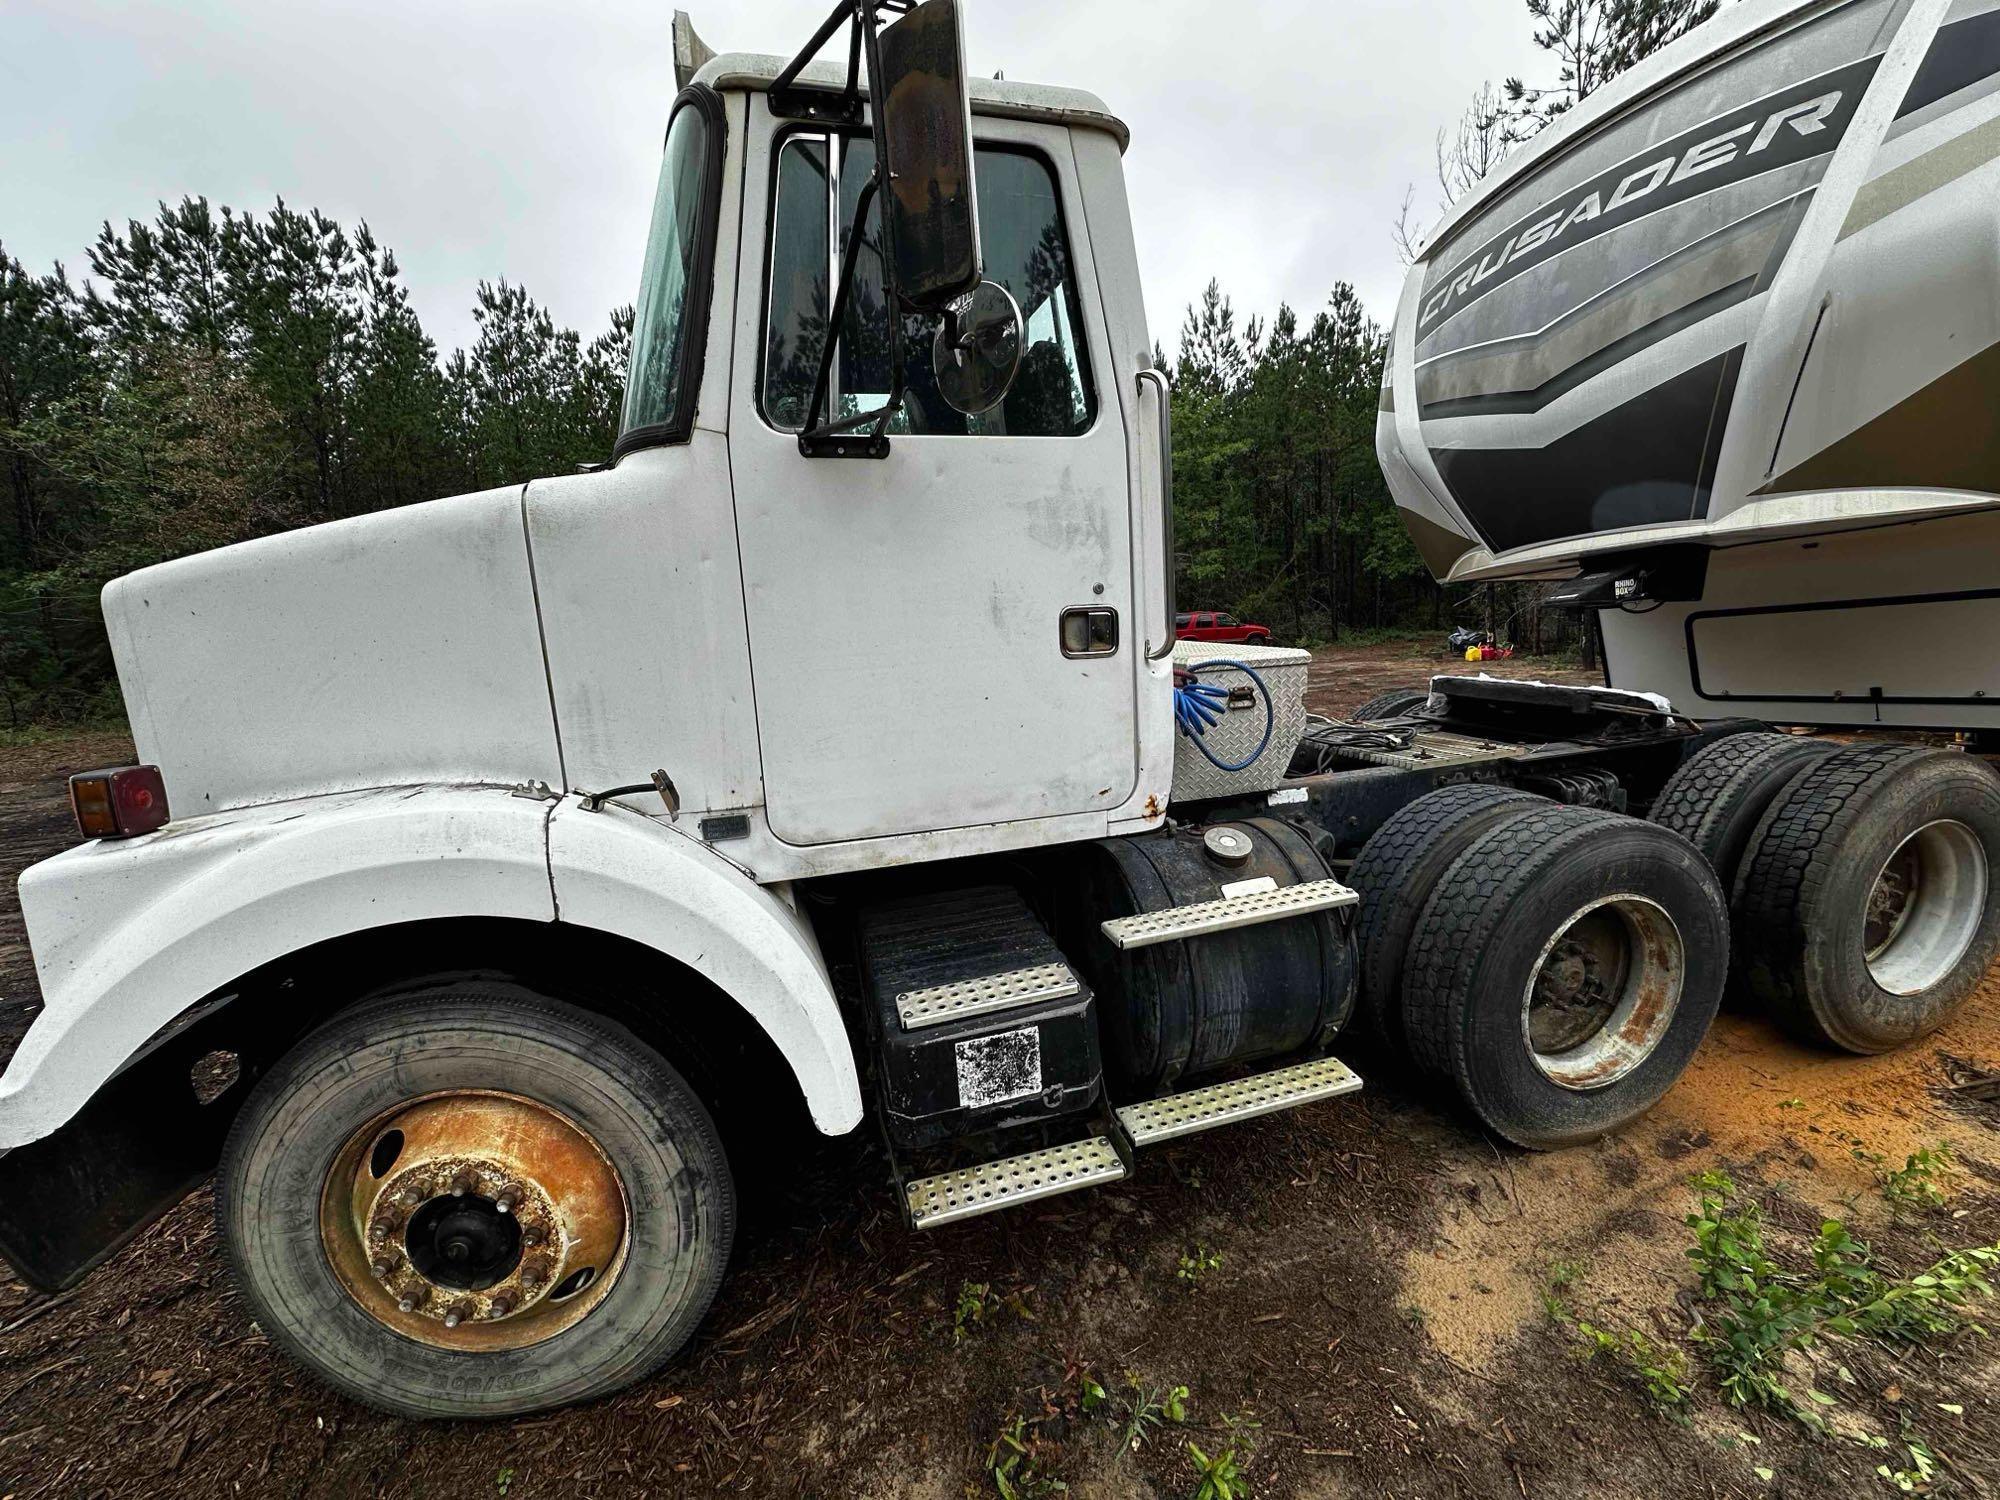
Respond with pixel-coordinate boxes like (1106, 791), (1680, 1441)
(1136, 367), (1176, 661)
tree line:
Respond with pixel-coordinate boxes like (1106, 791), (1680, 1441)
(0, 200), (629, 725)
(0, 0), (1719, 727)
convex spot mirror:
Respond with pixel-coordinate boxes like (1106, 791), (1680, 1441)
(933, 281), (1023, 415)
(875, 0), (982, 310)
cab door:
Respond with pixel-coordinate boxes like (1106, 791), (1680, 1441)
(727, 104), (1137, 847)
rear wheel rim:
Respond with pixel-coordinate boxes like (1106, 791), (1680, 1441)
(1521, 895), (1684, 1091)
(1865, 819), (1988, 995)
(320, 1090), (630, 1352)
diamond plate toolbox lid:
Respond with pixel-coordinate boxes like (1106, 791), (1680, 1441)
(1170, 641), (1312, 801)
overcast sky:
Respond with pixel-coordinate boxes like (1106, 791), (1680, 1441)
(5, 0), (1547, 359)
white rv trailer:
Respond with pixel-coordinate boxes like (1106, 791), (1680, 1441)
(0, 0), (1995, 1420)
(1378, 0), (2000, 730)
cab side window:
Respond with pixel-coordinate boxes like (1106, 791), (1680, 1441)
(762, 135), (1096, 436)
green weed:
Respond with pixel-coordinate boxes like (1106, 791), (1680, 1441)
(1542, 1259), (1586, 1321)
(955, 1281), (996, 1342)
(953, 1281), (1032, 1343)
(1684, 1171), (2000, 1425)
(1187, 1439), (1250, 1499)
(1874, 1421), (1941, 1493)
(1877, 1145), (1957, 1213)
(1574, 1319), (1693, 1410)
(1116, 1376), (1189, 1453)
(988, 1415), (1067, 1499)
(1177, 1245), (1224, 1287)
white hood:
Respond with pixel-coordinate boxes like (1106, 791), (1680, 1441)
(104, 485), (564, 816)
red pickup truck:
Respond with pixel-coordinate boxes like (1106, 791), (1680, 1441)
(1175, 611), (1272, 645)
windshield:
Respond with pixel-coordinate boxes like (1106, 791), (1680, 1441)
(620, 99), (713, 443)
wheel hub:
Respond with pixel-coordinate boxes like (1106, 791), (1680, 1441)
(322, 1091), (628, 1351)
(1522, 895), (1684, 1091)
(1864, 819), (1988, 995)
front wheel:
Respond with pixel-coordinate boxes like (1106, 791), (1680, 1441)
(218, 983), (735, 1418)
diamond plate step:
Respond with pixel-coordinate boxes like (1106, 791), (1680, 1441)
(1116, 1056), (1364, 1147)
(903, 1136), (1127, 1229)
(896, 961), (1080, 1032)
(1099, 878), (1357, 950)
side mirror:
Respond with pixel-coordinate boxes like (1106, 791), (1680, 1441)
(933, 281), (1022, 415)
(772, 0), (988, 451)
(875, 0), (982, 310)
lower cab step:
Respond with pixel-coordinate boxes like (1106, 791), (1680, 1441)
(900, 1055), (1364, 1229)
(903, 1136), (1127, 1229)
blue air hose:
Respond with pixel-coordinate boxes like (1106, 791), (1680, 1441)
(1174, 658), (1275, 773)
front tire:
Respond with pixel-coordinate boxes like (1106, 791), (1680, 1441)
(218, 983), (735, 1419)
(1402, 806), (1728, 1149)
(1735, 744), (2000, 1053)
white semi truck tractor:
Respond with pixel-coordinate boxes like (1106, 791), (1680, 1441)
(1, 0), (1996, 1419)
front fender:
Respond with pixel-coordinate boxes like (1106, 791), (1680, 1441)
(1, 785), (555, 1151)
(1, 785), (863, 1152)
(546, 799), (862, 1135)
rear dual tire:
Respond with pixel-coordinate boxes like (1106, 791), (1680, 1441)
(1649, 732), (1840, 894)
(1735, 744), (2000, 1053)
(1348, 784), (1549, 1064)
(1351, 790), (1728, 1149)
(1350, 687), (1430, 722)
(1400, 812), (1728, 1152)
(1400, 806), (1728, 1148)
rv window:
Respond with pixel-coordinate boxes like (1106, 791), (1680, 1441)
(762, 136), (1096, 436)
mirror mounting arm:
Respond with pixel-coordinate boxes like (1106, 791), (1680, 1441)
(785, 0), (915, 459)
(798, 169), (907, 459)
(770, 0), (915, 124)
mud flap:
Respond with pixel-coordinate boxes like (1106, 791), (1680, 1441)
(0, 1003), (259, 1292)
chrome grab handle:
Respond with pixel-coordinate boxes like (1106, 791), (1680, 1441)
(1136, 366), (1177, 661)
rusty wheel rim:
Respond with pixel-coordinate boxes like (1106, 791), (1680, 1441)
(1521, 894), (1684, 1092)
(321, 1091), (630, 1352)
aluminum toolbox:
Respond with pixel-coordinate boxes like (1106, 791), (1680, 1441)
(1171, 641), (1312, 800)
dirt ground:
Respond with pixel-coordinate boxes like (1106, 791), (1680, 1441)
(2, 644), (1997, 1500)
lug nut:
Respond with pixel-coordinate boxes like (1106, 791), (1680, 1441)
(521, 1227), (547, 1249)
(488, 1295), (515, 1320)
(443, 1304), (470, 1330)
(449, 1170), (478, 1198)
(396, 1183), (425, 1207)
(494, 1189), (520, 1215)
(370, 1255), (397, 1278)
(368, 1220), (395, 1245)
(397, 1288), (427, 1313)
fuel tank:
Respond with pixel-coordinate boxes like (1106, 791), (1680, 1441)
(1378, 0), (2000, 585)
(1054, 818), (1356, 1096)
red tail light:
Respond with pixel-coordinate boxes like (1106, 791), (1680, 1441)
(69, 765), (171, 840)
